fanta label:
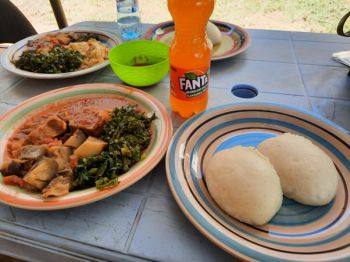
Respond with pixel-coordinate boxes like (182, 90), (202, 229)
(170, 67), (209, 99)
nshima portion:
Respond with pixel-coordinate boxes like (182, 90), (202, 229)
(206, 21), (222, 46)
(258, 133), (339, 206)
(204, 146), (283, 226)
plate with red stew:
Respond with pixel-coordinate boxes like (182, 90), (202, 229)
(0, 83), (172, 210)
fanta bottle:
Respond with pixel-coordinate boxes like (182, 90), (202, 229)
(168, 0), (214, 118)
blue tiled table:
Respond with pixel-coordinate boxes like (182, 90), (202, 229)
(0, 22), (349, 262)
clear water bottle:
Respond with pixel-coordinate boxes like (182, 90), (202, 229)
(116, 0), (141, 41)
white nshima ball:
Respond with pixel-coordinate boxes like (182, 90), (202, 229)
(204, 146), (283, 226)
(258, 133), (339, 206)
(206, 21), (222, 46)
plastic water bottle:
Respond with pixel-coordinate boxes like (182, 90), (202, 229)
(116, 0), (141, 41)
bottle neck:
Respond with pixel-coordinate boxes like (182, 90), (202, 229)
(174, 33), (206, 42)
(172, 22), (207, 43)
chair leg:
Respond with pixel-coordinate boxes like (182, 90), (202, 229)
(49, 0), (68, 29)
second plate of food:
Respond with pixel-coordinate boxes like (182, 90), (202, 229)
(1, 29), (120, 79)
(166, 102), (350, 261)
(144, 20), (250, 61)
(0, 83), (172, 210)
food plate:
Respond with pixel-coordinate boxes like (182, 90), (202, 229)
(166, 103), (350, 261)
(144, 20), (250, 61)
(0, 83), (172, 210)
(1, 29), (120, 79)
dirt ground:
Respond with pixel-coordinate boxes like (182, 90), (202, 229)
(10, 0), (349, 34)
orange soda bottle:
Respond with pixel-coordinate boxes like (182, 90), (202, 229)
(168, 0), (214, 118)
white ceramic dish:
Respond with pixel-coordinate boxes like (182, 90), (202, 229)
(0, 29), (120, 79)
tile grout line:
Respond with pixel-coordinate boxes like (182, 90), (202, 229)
(210, 85), (305, 96)
(0, 77), (24, 98)
(0, 222), (153, 262)
(8, 207), (16, 221)
(307, 95), (350, 103)
(2, 204), (159, 262)
(289, 38), (350, 45)
(210, 87), (350, 103)
(295, 63), (346, 69)
(123, 173), (157, 254)
(231, 57), (346, 68)
(0, 101), (17, 107)
(288, 31), (313, 111)
(122, 197), (147, 253)
(250, 30), (350, 44)
(89, 68), (106, 83)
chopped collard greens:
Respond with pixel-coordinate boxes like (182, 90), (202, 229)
(14, 47), (84, 73)
(72, 106), (156, 190)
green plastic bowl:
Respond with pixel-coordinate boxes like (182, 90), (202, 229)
(109, 40), (169, 87)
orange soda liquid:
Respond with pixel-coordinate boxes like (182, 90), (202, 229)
(168, 0), (214, 118)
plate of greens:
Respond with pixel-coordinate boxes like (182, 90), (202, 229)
(1, 29), (120, 79)
(0, 83), (172, 210)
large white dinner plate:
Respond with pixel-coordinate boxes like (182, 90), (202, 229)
(1, 29), (120, 79)
(166, 102), (350, 261)
(0, 83), (172, 210)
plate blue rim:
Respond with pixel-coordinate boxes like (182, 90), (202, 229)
(165, 102), (350, 261)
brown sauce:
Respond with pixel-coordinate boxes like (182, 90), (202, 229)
(6, 96), (133, 160)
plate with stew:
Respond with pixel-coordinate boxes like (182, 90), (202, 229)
(144, 20), (250, 61)
(1, 29), (120, 79)
(0, 83), (172, 210)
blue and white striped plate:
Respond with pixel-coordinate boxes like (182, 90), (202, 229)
(166, 103), (350, 261)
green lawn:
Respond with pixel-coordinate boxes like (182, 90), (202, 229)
(229, 0), (349, 33)
(11, 0), (350, 34)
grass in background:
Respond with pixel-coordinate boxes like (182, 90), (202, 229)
(11, 0), (350, 34)
(249, 0), (349, 33)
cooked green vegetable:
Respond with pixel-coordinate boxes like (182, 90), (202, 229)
(72, 106), (156, 190)
(14, 46), (84, 73)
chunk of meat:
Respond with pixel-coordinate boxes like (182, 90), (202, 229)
(0, 159), (33, 177)
(48, 146), (72, 172)
(42, 176), (71, 198)
(60, 169), (73, 177)
(55, 33), (71, 45)
(3, 175), (25, 188)
(27, 116), (67, 144)
(9, 138), (26, 154)
(64, 129), (87, 148)
(69, 154), (79, 169)
(69, 107), (107, 136)
(57, 110), (71, 122)
(74, 136), (107, 158)
(16, 145), (48, 160)
(23, 182), (38, 192)
(23, 158), (58, 190)
(99, 109), (112, 122)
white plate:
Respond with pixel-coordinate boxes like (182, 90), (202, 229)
(0, 29), (120, 79)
